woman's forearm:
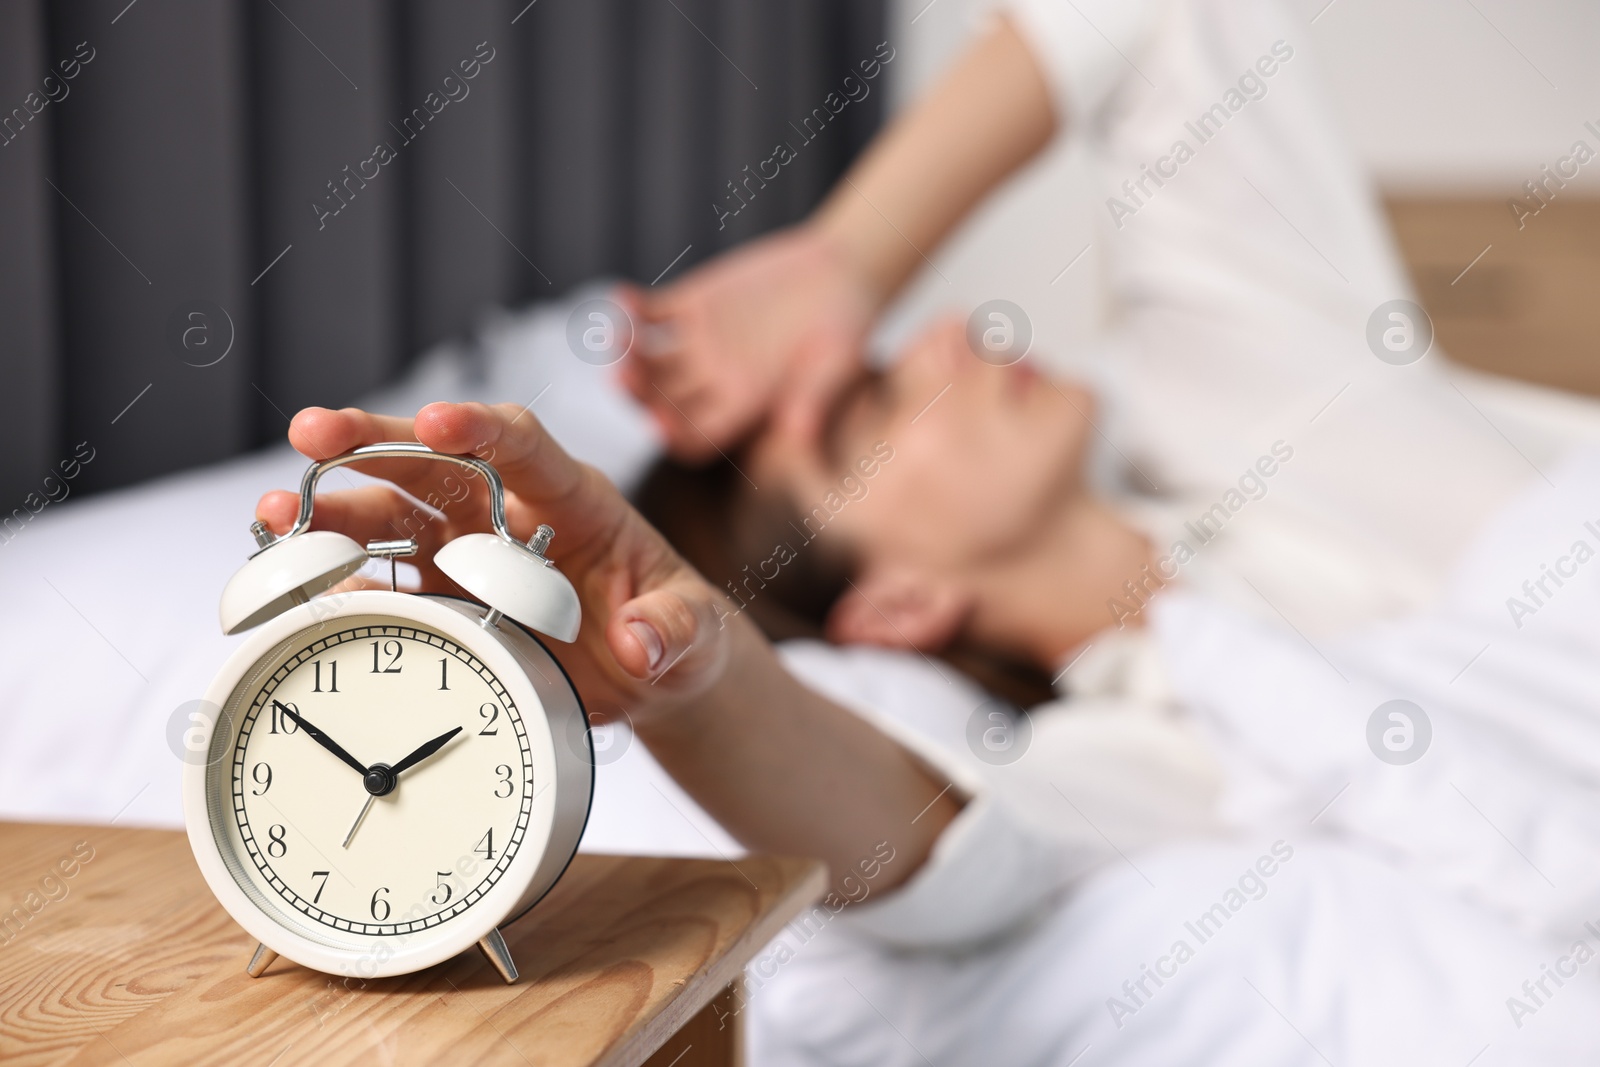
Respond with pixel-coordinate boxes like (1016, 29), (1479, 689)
(812, 16), (1058, 307)
(633, 613), (960, 896)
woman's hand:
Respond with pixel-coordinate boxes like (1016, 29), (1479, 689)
(616, 17), (1055, 466)
(254, 402), (732, 723)
(256, 401), (961, 895)
(616, 224), (876, 462)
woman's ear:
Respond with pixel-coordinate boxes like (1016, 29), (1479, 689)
(824, 564), (970, 651)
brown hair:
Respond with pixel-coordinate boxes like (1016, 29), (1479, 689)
(634, 458), (1057, 709)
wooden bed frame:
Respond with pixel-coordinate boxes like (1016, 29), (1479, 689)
(1385, 197), (1600, 397)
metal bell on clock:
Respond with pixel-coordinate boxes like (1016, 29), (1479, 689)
(435, 524), (581, 642)
(219, 524), (367, 635)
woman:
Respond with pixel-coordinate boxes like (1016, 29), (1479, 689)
(253, 324), (1188, 945)
(621, 0), (1538, 638)
(260, 332), (1600, 1062)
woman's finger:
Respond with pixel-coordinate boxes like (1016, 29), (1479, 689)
(256, 489), (302, 536)
(772, 332), (863, 451)
(288, 407), (420, 460)
(622, 327), (707, 403)
(257, 485), (445, 547)
(286, 406), (449, 497)
(412, 402), (626, 539)
(605, 580), (730, 699)
(616, 279), (677, 326)
(318, 486), (446, 548)
(266, 461), (498, 538)
(643, 398), (718, 464)
(285, 406), (512, 519)
(632, 375), (727, 463)
(254, 485), (458, 588)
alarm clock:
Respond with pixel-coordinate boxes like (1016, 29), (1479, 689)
(183, 443), (593, 984)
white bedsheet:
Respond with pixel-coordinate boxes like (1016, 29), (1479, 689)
(6, 290), (1600, 1064)
(750, 836), (1600, 1067)
(1157, 446), (1600, 938)
(748, 446), (1600, 1067)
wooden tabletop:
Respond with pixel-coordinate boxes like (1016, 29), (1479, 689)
(0, 822), (825, 1067)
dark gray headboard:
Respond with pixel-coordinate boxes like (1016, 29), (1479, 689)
(0, 0), (885, 504)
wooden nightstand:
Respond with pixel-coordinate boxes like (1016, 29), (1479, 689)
(0, 822), (825, 1066)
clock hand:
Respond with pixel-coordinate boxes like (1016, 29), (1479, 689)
(389, 726), (464, 777)
(340, 726), (460, 848)
(342, 726), (464, 847)
(273, 701), (368, 777)
(341, 794), (376, 849)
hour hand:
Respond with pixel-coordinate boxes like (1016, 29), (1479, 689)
(390, 726), (464, 777)
(274, 701), (367, 776)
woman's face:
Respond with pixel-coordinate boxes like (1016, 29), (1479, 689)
(752, 318), (1094, 574)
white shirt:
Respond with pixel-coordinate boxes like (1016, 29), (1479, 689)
(845, 0), (1538, 948)
(775, 636), (1221, 952)
(1012, 0), (1535, 636)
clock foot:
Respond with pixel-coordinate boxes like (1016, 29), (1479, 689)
(246, 943), (278, 978)
(477, 928), (518, 984)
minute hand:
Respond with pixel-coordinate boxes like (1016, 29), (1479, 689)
(390, 726), (464, 777)
(274, 701), (368, 776)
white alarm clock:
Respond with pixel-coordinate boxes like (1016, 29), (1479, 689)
(183, 443), (593, 984)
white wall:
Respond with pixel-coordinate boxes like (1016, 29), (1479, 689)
(876, 0), (1600, 371)
(1309, 0), (1600, 193)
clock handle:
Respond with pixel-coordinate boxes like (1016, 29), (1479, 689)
(268, 442), (521, 550)
(478, 928), (519, 984)
(230, 440), (581, 642)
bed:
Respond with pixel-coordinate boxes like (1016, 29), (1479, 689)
(5, 284), (1600, 1065)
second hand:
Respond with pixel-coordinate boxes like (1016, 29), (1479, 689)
(341, 794), (376, 849)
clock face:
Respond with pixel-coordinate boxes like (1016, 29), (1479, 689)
(208, 616), (539, 939)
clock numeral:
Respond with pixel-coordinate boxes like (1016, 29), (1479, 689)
(369, 886), (391, 922)
(266, 824), (287, 858)
(250, 762), (272, 796)
(493, 764), (514, 798)
(269, 702), (300, 735)
(311, 870), (329, 905)
(370, 639), (403, 674)
(474, 828), (496, 862)
(432, 871), (454, 906)
(439, 657), (449, 691)
(478, 702), (500, 736)
(312, 659), (339, 693)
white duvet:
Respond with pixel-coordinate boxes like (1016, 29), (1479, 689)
(5, 293), (1600, 1064)
(747, 448), (1600, 1067)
